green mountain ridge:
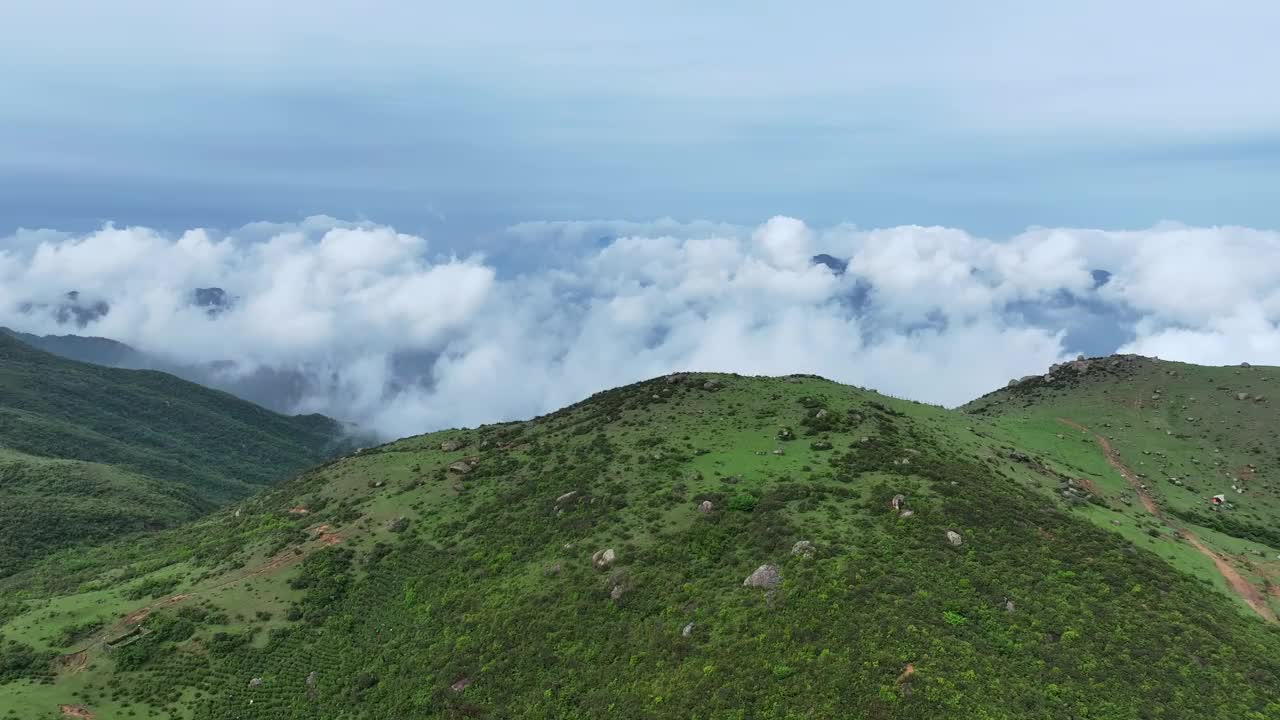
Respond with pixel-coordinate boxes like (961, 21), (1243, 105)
(0, 333), (352, 577)
(2, 360), (1280, 719)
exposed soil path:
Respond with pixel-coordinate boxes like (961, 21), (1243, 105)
(59, 704), (93, 719)
(1057, 417), (1276, 622)
(61, 523), (344, 668)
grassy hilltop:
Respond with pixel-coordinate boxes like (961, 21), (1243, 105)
(2, 365), (1279, 719)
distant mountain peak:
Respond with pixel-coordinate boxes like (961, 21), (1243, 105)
(16, 289), (110, 328)
(192, 287), (236, 316)
(811, 253), (848, 274)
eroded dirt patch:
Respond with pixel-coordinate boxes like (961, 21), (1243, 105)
(59, 704), (93, 719)
(310, 524), (343, 546)
(55, 650), (88, 673)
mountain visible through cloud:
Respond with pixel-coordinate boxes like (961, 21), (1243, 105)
(3, 216), (1278, 439)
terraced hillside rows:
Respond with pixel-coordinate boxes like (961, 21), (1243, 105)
(3, 370), (1279, 719)
(0, 334), (353, 575)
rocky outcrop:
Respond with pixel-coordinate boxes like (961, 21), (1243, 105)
(743, 564), (781, 589)
(592, 548), (616, 571)
(945, 530), (963, 546)
(791, 540), (815, 557)
(447, 461), (473, 474)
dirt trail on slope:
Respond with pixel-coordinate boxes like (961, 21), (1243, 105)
(62, 524), (345, 667)
(1057, 418), (1160, 515)
(1056, 418), (1276, 622)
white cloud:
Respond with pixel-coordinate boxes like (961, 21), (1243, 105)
(2, 216), (1278, 439)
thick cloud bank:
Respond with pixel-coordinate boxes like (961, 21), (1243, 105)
(2, 216), (1277, 439)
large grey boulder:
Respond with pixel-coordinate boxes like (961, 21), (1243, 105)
(945, 530), (963, 546)
(592, 548), (616, 571)
(447, 461), (473, 474)
(791, 540), (815, 557)
(743, 564), (781, 589)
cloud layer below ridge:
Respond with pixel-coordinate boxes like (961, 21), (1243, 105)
(2, 216), (1277, 439)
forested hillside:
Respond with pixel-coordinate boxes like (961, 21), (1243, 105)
(0, 334), (350, 576)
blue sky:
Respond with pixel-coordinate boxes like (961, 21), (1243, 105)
(2, 1), (1278, 238)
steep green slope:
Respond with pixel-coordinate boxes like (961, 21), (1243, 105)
(964, 354), (1280, 619)
(0, 333), (350, 575)
(2, 372), (1279, 720)
(0, 327), (149, 369)
(0, 449), (194, 573)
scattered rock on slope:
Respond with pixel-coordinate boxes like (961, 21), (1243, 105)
(449, 677), (472, 693)
(592, 548), (616, 570)
(791, 540), (815, 557)
(447, 461), (473, 474)
(743, 564), (781, 589)
(441, 439), (464, 452)
(945, 530), (963, 546)
(697, 500), (714, 514)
